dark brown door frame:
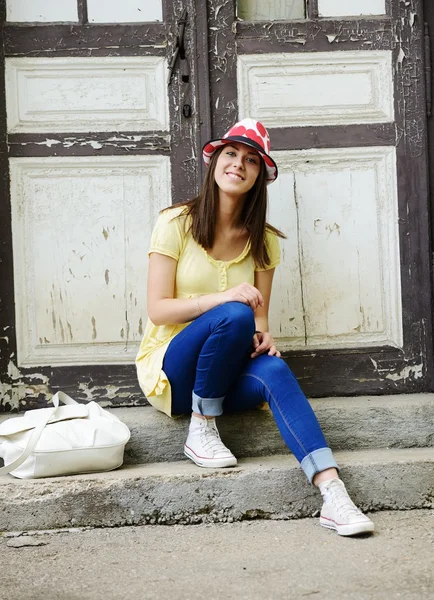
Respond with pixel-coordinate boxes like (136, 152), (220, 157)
(424, 0), (434, 364)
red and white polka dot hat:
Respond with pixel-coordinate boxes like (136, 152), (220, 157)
(202, 118), (278, 185)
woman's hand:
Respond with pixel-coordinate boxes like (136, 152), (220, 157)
(251, 331), (281, 359)
(223, 282), (264, 311)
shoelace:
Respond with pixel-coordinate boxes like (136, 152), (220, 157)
(198, 421), (229, 454)
(327, 483), (365, 519)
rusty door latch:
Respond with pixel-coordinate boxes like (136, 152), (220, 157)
(167, 8), (189, 85)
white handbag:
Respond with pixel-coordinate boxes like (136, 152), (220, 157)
(0, 391), (131, 479)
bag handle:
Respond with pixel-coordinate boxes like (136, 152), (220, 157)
(0, 392), (77, 476)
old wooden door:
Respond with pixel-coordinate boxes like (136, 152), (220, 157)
(1, 0), (432, 412)
(0, 0), (208, 410)
(207, 0), (433, 396)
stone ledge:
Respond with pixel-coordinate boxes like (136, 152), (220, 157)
(118, 393), (434, 462)
(2, 394), (433, 465)
(0, 448), (433, 532)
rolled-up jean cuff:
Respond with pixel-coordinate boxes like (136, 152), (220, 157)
(192, 392), (225, 416)
(301, 448), (340, 484)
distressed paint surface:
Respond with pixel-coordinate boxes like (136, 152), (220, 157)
(318, 0), (386, 17)
(87, 0), (163, 23)
(6, 57), (169, 134)
(10, 155), (170, 366)
(268, 147), (402, 350)
(8, 132), (171, 157)
(4, 24), (167, 57)
(237, 0), (305, 20)
(236, 19), (393, 52)
(238, 50), (394, 127)
(208, 0), (238, 135)
(6, 0), (78, 22)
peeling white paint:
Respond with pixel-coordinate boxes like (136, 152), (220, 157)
(385, 364), (423, 382)
(78, 383), (126, 403)
(35, 139), (61, 147)
(25, 372), (49, 383)
(83, 141), (103, 150)
(396, 48), (406, 66)
(7, 361), (21, 381)
(107, 135), (147, 142)
(0, 382), (51, 410)
(6, 361), (49, 383)
(0, 383), (23, 409)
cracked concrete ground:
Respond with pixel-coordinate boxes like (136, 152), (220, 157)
(1, 509), (433, 600)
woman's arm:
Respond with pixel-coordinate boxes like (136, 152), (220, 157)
(253, 268), (275, 332)
(147, 252), (265, 326)
(251, 268), (281, 358)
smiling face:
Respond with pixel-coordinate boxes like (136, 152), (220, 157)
(214, 142), (261, 198)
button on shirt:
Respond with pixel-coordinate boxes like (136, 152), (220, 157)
(136, 206), (281, 416)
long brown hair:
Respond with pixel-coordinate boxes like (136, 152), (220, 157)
(165, 146), (286, 269)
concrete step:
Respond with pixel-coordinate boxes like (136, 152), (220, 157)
(0, 448), (433, 532)
(1, 394), (433, 465)
(119, 394), (434, 464)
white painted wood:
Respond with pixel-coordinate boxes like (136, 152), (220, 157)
(237, 0), (305, 20)
(7, 0), (78, 22)
(6, 57), (169, 134)
(267, 174), (305, 344)
(10, 156), (171, 367)
(268, 147), (402, 350)
(87, 0), (163, 23)
(318, 0), (386, 17)
(238, 51), (393, 127)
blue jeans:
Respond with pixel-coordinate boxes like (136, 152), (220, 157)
(162, 302), (339, 483)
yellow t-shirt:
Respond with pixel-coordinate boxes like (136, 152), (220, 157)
(135, 205), (281, 416)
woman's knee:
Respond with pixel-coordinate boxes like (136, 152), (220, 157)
(250, 354), (297, 384)
(216, 302), (256, 336)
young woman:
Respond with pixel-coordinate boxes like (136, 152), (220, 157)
(136, 119), (375, 537)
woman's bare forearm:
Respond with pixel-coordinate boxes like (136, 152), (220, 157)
(255, 316), (269, 333)
(148, 293), (227, 326)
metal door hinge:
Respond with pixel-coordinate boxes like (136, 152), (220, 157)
(425, 22), (432, 118)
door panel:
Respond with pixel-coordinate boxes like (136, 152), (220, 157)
(6, 56), (169, 133)
(237, 50), (394, 127)
(268, 147), (401, 351)
(10, 155), (170, 367)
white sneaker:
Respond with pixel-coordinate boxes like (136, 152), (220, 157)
(319, 478), (375, 536)
(184, 414), (237, 468)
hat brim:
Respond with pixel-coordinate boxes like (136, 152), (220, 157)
(202, 136), (278, 184)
